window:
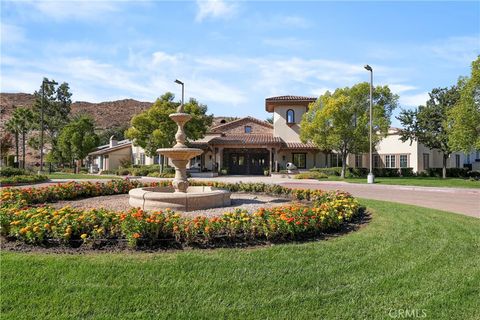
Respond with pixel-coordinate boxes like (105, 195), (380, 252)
(139, 153), (146, 165)
(355, 154), (363, 168)
(292, 153), (306, 169)
(329, 153), (342, 167)
(455, 154), (461, 168)
(286, 109), (295, 124)
(244, 126), (252, 133)
(385, 155), (396, 168)
(400, 154), (408, 168)
(423, 154), (430, 170)
(466, 154), (470, 165)
(373, 155), (381, 168)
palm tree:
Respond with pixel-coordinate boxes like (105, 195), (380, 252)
(12, 107), (34, 169)
(5, 116), (20, 167)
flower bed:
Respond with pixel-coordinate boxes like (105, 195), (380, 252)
(0, 180), (362, 248)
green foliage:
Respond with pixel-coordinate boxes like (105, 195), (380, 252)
(97, 125), (129, 145)
(301, 82), (398, 178)
(448, 56), (480, 152)
(0, 132), (14, 157)
(58, 115), (100, 162)
(294, 171), (328, 180)
(31, 78), (72, 158)
(398, 86), (461, 178)
(0, 175), (48, 186)
(125, 92), (213, 157)
(0, 167), (29, 177)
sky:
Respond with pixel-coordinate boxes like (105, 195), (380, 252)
(1, 0), (479, 126)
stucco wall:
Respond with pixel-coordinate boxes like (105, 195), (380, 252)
(273, 105), (307, 142)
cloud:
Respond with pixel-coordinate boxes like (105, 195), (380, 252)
(262, 37), (311, 49)
(24, 0), (119, 21)
(1, 22), (25, 44)
(195, 0), (238, 22)
(400, 92), (429, 107)
(424, 36), (479, 65)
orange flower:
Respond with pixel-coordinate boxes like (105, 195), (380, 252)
(132, 232), (141, 239)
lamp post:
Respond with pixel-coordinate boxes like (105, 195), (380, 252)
(364, 65), (375, 184)
(174, 79), (184, 113)
(39, 79), (57, 175)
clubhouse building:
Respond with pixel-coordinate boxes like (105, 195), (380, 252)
(88, 95), (479, 175)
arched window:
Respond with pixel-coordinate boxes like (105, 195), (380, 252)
(286, 109), (295, 124)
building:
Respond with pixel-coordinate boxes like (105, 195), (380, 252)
(88, 95), (479, 175)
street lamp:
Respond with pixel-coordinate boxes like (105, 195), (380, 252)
(39, 79), (57, 175)
(364, 65), (375, 184)
(174, 79), (184, 113)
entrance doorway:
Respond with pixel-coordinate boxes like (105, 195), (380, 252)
(224, 148), (269, 175)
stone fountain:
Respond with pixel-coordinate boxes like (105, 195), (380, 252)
(129, 97), (231, 211)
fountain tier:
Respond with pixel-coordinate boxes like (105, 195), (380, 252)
(128, 110), (231, 211)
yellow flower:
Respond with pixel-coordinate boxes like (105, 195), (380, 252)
(80, 234), (88, 240)
(33, 226), (40, 233)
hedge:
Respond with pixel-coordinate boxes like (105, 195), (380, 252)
(0, 180), (362, 248)
(0, 175), (49, 186)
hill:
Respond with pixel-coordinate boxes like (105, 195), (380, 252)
(0, 93), (152, 130)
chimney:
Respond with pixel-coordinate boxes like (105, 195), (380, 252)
(109, 135), (118, 148)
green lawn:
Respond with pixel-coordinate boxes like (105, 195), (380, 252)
(1, 200), (479, 319)
(327, 176), (480, 188)
(47, 172), (121, 180)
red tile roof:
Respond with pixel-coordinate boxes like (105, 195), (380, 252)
(281, 142), (318, 150)
(265, 95), (317, 112)
(209, 134), (282, 145)
(209, 116), (273, 133)
(265, 95), (317, 101)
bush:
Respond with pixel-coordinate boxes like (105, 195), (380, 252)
(309, 167), (344, 176)
(426, 168), (470, 178)
(0, 167), (28, 177)
(0, 175), (48, 186)
(147, 172), (175, 178)
(0, 181), (362, 248)
(295, 172), (328, 180)
(100, 170), (116, 175)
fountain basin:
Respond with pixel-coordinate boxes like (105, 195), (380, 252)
(129, 186), (231, 211)
(156, 148), (203, 160)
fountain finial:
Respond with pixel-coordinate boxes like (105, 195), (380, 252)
(174, 79), (184, 113)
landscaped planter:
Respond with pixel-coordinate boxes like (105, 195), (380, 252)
(1, 180), (362, 249)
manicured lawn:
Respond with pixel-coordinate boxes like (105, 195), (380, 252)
(328, 176), (480, 188)
(47, 172), (121, 180)
(1, 200), (479, 319)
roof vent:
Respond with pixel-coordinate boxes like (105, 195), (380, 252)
(109, 135), (118, 148)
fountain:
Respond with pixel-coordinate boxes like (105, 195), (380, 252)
(129, 82), (231, 211)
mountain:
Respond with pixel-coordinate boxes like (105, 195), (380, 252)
(0, 93), (153, 131)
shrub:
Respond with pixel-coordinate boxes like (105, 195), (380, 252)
(0, 167), (28, 177)
(295, 172), (328, 180)
(0, 175), (48, 186)
(147, 172), (175, 178)
(426, 168), (470, 178)
(309, 167), (344, 176)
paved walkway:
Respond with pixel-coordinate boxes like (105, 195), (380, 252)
(3, 176), (479, 218)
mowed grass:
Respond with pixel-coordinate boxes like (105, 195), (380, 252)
(1, 200), (479, 320)
(47, 172), (121, 180)
(328, 176), (480, 188)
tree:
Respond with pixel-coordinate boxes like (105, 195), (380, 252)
(58, 115), (99, 172)
(125, 92), (213, 161)
(448, 56), (480, 152)
(300, 82), (398, 178)
(5, 117), (20, 166)
(10, 107), (34, 169)
(0, 132), (14, 165)
(31, 78), (72, 161)
(398, 86), (460, 179)
(98, 124), (129, 145)
(265, 116), (274, 124)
